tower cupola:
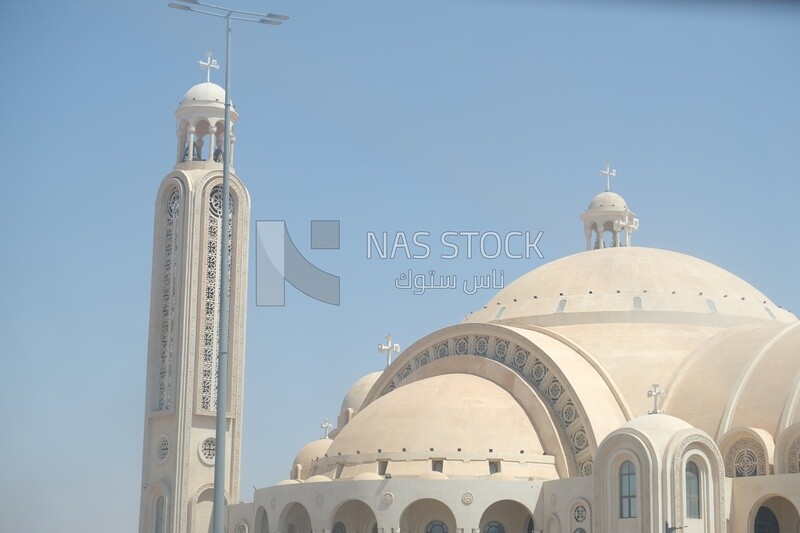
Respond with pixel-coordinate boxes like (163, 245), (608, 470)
(174, 53), (238, 168)
(580, 162), (639, 250)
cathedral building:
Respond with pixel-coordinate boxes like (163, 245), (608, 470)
(140, 79), (800, 533)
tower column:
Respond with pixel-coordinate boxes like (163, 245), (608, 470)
(209, 126), (217, 162)
(176, 129), (184, 165)
(187, 126), (196, 162)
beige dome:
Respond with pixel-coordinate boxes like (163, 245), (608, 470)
(180, 82), (226, 105)
(586, 191), (628, 212)
(327, 373), (544, 456)
(466, 247), (794, 325)
(340, 371), (383, 416)
(291, 438), (332, 480)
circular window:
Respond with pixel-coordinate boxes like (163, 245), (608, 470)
(209, 185), (233, 219)
(167, 188), (181, 219)
(155, 435), (170, 464)
(199, 437), (216, 465)
(573, 505), (587, 523)
(426, 521), (448, 533)
(235, 524), (248, 533)
(734, 449), (758, 477)
(484, 522), (504, 533)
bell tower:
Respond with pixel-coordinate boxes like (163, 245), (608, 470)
(138, 60), (250, 533)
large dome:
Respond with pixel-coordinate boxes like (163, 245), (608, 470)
(466, 247), (794, 325)
(327, 373), (545, 456)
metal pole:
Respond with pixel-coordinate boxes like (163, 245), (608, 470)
(213, 11), (233, 533)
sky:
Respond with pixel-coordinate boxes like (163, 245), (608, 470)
(1, 1), (799, 531)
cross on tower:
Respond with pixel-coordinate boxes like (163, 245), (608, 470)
(378, 334), (401, 368)
(198, 51), (220, 83)
(320, 419), (333, 439)
(647, 384), (666, 414)
(599, 161), (617, 192)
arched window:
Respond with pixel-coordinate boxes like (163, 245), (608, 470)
(526, 518), (535, 533)
(199, 184), (235, 412)
(484, 522), (504, 533)
(619, 460), (637, 518)
(333, 523), (346, 533)
(754, 506), (780, 533)
(632, 296), (642, 310)
(574, 529), (587, 533)
(556, 299), (567, 313)
(685, 461), (701, 518)
(426, 521), (448, 533)
(372, 525), (378, 533)
(155, 496), (165, 533)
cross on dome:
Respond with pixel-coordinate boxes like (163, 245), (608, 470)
(320, 419), (333, 439)
(647, 384), (666, 414)
(198, 51), (220, 83)
(378, 335), (401, 368)
(599, 161), (616, 192)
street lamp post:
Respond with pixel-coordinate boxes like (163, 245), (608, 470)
(167, 3), (287, 533)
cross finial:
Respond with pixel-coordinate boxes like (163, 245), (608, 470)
(647, 384), (666, 414)
(378, 334), (401, 368)
(198, 51), (220, 83)
(599, 161), (617, 192)
(320, 419), (333, 439)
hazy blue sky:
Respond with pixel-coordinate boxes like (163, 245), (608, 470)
(2, 1), (799, 531)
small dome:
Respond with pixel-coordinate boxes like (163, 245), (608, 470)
(587, 191), (628, 212)
(340, 371), (383, 416)
(291, 438), (332, 480)
(352, 472), (384, 481)
(180, 82), (227, 106)
(305, 475), (332, 483)
(611, 414), (695, 455)
(622, 413), (693, 434)
(276, 479), (301, 486)
(418, 471), (449, 480)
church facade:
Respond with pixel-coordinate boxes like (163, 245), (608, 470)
(140, 80), (800, 533)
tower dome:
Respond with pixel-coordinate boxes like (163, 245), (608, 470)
(586, 191), (628, 212)
(180, 82), (227, 106)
